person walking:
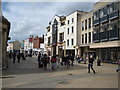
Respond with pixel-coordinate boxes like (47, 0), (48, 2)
(51, 56), (57, 71)
(65, 55), (70, 68)
(38, 52), (42, 68)
(17, 52), (21, 63)
(12, 52), (16, 63)
(43, 54), (49, 70)
(88, 55), (96, 74)
(70, 54), (74, 66)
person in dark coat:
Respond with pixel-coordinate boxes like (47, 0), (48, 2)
(38, 52), (42, 68)
(17, 52), (21, 63)
(65, 55), (70, 68)
(43, 54), (49, 70)
(12, 52), (16, 63)
(70, 54), (74, 66)
(88, 55), (96, 74)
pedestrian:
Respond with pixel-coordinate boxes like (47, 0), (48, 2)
(51, 56), (57, 71)
(65, 55), (70, 68)
(70, 54), (74, 66)
(12, 52), (16, 63)
(43, 54), (49, 70)
(56, 55), (60, 68)
(38, 52), (42, 68)
(88, 55), (96, 74)
(84, 56), (88, 64)
(17, 52), (21, 63)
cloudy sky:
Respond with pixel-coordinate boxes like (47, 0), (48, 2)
(2, 1), (99, 41)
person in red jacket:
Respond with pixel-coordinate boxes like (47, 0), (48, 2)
(51, 56), (57, 71)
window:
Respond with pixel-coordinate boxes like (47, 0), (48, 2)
(89, 18), (91, 28)
(85, 19), (87, 30)
(82, 34), (84, 44)
(103, 7), (108, 15)
(48, 37), (51, 44)
(100, 9), (104, 17)
(82, 21), (84, 31)
(72, 18), (74, 23)
(72, 26), (74, 33)
(68, 20), (69, 24)
(85, 33), (87, 43)
(59, 33), (64, 42)
(67, 28), (69, 34)
(109, 2), (118, 13)
(67, 39), (69, 46)
(89, 32), (91, 43)
(94, 11), (99, 20)
(71, 39), (74, 45)
(108, 21), (118, 30)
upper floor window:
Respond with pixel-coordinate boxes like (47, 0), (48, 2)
(89, 32), (91, 43)
(82, 34), (84, 44)
(85, 19), (87, 30)
(85, 33), (87, 44)
(67, 39), (69, 46)
(59, 33), (64, 42)
(67, 28), (69, 34)
(72, 26), (74, 33)
(72, 18), (74, 23)
(68, 20), (69, 24)
(108, 21), (118, 30)
(94, 11), (99, 20)
(109, 2), (118, 13)
(82, 21), (84, 31)
(89, 18), (91, 28)
(71, 38), (74, 45)
(48, 37), (51, 44)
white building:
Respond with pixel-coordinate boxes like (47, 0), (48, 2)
(45, 11), (88, 57)
(24, 39), (33, 52)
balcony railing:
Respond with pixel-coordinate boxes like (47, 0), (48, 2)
(93, 33), (99, 43)
(109, 28), (119, 40)
(93, 19), (99, 25)
(100, 31), (108, 41)
(109, 10), (119, 20)
(100, 15), (108, 23)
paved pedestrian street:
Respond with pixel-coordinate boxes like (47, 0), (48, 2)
(2, 56), (119, 88)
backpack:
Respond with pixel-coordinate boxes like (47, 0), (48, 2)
(51, 58), (56, 63)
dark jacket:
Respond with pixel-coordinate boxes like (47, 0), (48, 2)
(89, 58), (94, 64)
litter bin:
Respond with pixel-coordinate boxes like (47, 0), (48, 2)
(97, 59), (101, 66)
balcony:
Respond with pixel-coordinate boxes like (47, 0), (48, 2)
(100, 15), (108, 23)
(93, 19), (99, 26)
(109, 28), (119, 40)
(93, 33), (99, 43)
(100, 31), (108, 42)
(109, 10), (119, 20)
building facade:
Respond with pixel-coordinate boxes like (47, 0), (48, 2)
(7, 41), (21, 53)
(0, 16), (11, 69)
(79, 11), (94, 59)
(46, 11), (88, 57)
(90, 1), (120, 63)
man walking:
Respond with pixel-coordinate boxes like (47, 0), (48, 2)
(12, 52), (16, 63)
(88, 55), (96, 74)
(17, 52), (21, 63)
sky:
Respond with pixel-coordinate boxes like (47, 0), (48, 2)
(2, 1), (99, 41)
